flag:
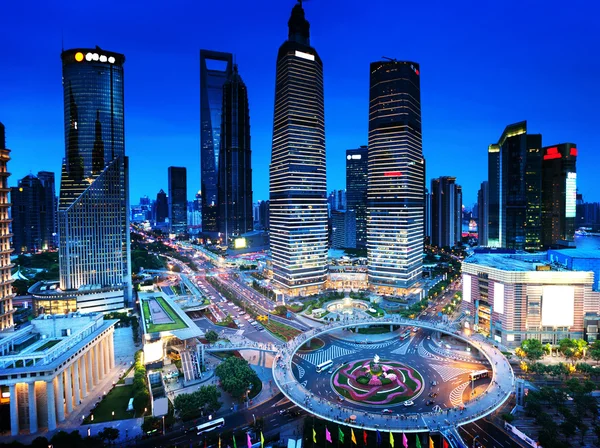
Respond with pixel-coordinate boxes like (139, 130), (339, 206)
(363, 430), (368, 445)
(416, 434), (422, 448)
(429, 436), (435, 448)
(402, 432), (408, 448)
(313, 428), (317, 444)
(247, 432), (252, 448)
(389, 431), (395, 448)
(219, 436), (221, 448)
(443, 440), (449, 448)
(326, 427), (332, 443)
(376, 430), (382, 446)
(339, 427), (345, 443)
(261, 432), (265, 448)
(351, 428), (357, 445)
(233, 435), (237, 448)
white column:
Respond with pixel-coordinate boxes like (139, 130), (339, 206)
(103, 337), (110, 373)
(108, 332), (115, 369)
(55, 373), (65, 422)
(64, 367), (73, 413)
(80, 355), (88, 398)
(93, 343), (100, 383)
(9, 384), (19, 436)
(87, 349), (94, 387)
(46, 380), (57, 431)
(99, 338), (106, 378)
(28, 382), (38, 434)
(73, 359), (81, 405)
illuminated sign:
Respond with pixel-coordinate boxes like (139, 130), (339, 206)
(351, 155), (362, 159)
(234, 238), (247, 249)
(463, 274), (471, 303)
(294, 50), (315, 61)
(493, 282), (504, 315)
(566, 172), (576, 218)
(75, 52), (84, 62)
(384, 171), (402, 177)
(570, 147), (578, 156)
(83, 52), (117, 64)
(543, 146), (561, 161)
(541, 285), (574, 327)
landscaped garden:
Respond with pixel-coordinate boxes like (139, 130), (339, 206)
(299, 338), (325, 352)
(262, 319), (302, 341)
(333, 358), (423, 405)
(141, 296), (187, 333)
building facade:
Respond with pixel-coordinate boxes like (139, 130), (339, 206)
(346, 146), (368, 249)
(0, 123), (14, 331)
(154, 189), (168, 223)
(541, 143), (577, 247)
(168, 167), (187, 234)
(430, 176), (462, 248)
(0, 313), (117, 435)
(331, 210), (357, 249)
(58, 48), (132, 310)
(477, 181), (489, 246)
(200, 50), (233, 234)
(11, 172), (56, 253)
(367, 60), (425, 292)
(217, 64), (253, 240)
(269, 2), (328, 296)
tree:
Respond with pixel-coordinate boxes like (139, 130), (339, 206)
(215, 356), (260, 398)
(205, 330), (219, 343)
(173, 385), (221, 420)
(274, 305), (287, 316)
(97, 427), (120, 444)
(133, 389), (150, 414)
(520, 339), (544, 361)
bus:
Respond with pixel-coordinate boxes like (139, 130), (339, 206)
(316, 360), (333, 373)
(400, 330), (411, 340)
(196, 418), (225, 435)
(469, 370), (489, 381)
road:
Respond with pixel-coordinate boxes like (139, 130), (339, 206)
(460, 419), (525, 448)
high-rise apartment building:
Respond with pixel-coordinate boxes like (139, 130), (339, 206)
(477, 181), (489, 246)
(331, 210), (356, 249)
(367, 60), (425, 292)
(217, 64), (253, 240)
(346, 146), (368, 248)
(327, 190), (346, 213)
(424, 188), (431, 243)
(541, 143), (577, 247)
(11, 172), (56, 253)
(430, 177), (462, 248)
(154, 189), (168, 223)
(168, 167), (187, 234)
(258, 200), (270, 230)
(58, 48), (131, 311)
(487, 121), (542, 251)
(0, 123), (14, 330)
(200, 50), (233, 235)
(269, 2), (328, 296)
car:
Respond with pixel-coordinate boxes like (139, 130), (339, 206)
(337, 396), (345, 402)
(381, 409), (393, 414)
(427, 335), (431, 340)
(328, 369), (334, 374)
(445, 344), (452, 350)
(426, 400), (435, 406)
(412, 327), (419, 332)
(403, 400), (414, 407)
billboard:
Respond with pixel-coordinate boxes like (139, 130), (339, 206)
(541, 285), (574, 327)
(566, 172), (576, 218)
(234, 237), (247, 249)
(463, 274), (471, 302)
(493, 282), (504, 314)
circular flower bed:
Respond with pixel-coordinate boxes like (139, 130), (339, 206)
(332, 359), (423, 405)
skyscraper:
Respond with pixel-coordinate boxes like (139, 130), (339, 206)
(430, 177), (462, 248)
(477, 181), (489, 246)
(168, 167), (187, 234)
(200, 50), (233, 235)
(487, 121), (542, 251)
(11, 172), (56, 253)
(541, 143), (577, 247)
(346, 146), (368, 248)
(367, 60), (425, 292)
(0, 122), (14, 330)
(269, 2), (328, 296)
(154, 189), (168, 223)
(58, 48), (131, 310)
(331, 210), (356, 249)
(217, 64), (253, 241)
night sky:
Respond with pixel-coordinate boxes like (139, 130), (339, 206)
(1, 0), (599, 206)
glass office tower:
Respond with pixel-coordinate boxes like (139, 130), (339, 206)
(430, 176), (462, 248)
(269, 1), (328, 296)
(168, 167), (188, 234)
(58, 48), (131, 310)
(200, 50), (233, 235)
(218, 64), (253, 241)
(346, 146), (368, 248)
(367, 60), (425, 292)
(0, 123), (14, 330)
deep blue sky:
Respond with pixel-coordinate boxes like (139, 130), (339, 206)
(1, 0), (599, 206)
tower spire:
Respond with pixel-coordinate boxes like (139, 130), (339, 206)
(288, 0), (310, 45)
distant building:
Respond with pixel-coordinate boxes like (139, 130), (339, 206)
(11, 172), (56, 253)
(154, 189), (168, 223)
(328, 189), (346, 213)
(331, 210), (356, 249)
(424, 188), (431, 244)
(346, 146), (368, 248)
(477, 181), (489, 246)
(258, 200), (269, 230)
(0, 122), (14, 331)
(168, 167), (187, 234)
(430, 176), (462, 248)
(541, 143), (577, 247)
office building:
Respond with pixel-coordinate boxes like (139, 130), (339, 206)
(58, 48), (132, 311)
(367, 60), (425, 292)
(217, 64), (253, 240)
(168, 167), (187, 234)
(541, 143), (577, 247)
(0, 313), (117, 435)
(331, 210), (356, 249)
(327, 189), (346, 213)
(154, 189), (168, 223)
(346, 146), (368, 248)
(462, 251), (600, 347)
(258, 200), (270, 230)
(269, 2), (328, 296)
(430, 176), (462, 248)
(487, 121), (542, 251)
(11, 172), (56, 253)
(477, 181), (489, 246)
(200, 50), (233, 234)
(0, 122), (14, 331)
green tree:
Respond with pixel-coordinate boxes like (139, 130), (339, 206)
(215, 356), (260, 398)
(173, 385), (222, 421)
(205, 330), (219, 343)
(274, 305), (288, 316)
(97, 427), (120, 444)
(133, 389), (150, 414)
(520, 339), (544, 361)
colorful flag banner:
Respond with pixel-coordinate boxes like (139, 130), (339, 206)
(313, 428), (317, 444)
(416, 434), (422, 448)
(261, 431), (265, 448)
(326, 427), (332, 443)
(233, 435), (237, 448)
(339, 427), (345, 443)
(247, 432), (252, 448)
(363, 430), (368, 445)
(429, 436), (435, 448)
(389, 431), (395, 447)
(443, 439), (449, 448)
(402, 432), (408, 448)
(376, 430), (382, 445)
(351, 428), (357, 445)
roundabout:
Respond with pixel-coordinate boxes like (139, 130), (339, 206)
(272, 316), (515, 434)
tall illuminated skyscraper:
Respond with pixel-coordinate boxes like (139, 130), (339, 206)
(200, 50), (233, 235)
(0, 122), (14, 330)
(269, 1), (328, 296)
(430, 176), (462, 248)
(168, 166), (187, 234)
(346, 146), (368, 248)
(367, 60), (425, 292)
(58, 48), (131, 311)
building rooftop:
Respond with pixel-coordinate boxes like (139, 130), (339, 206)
(463, 252), (553, 272)
(548, 248), (600, 259)
(139, 291), (203, 341)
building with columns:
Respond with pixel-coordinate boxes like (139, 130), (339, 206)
(0, 312), (117, 435)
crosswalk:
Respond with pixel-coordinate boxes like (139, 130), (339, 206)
(428, 343), (477, 363)
(339, 339), (397, 350)
(390, 340), (411, 356)
(235, 329), (244, 336)
(450, 382), (469, 407)
(429, 364), (474, 382)
(417, 341), (444, 361)
(298, 345), (357, 366)
(293, 362), (306, 379)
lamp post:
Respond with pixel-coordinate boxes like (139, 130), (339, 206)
(162, 415), (165, 435)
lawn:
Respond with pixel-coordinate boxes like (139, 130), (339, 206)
(35, 339), (61, 352)
(262, 320), (302, 341)
(299, 338), (325, 352)
(142, 296), (187, 333)
(357, 326), (393, 335)
(84, 385), (138, 424)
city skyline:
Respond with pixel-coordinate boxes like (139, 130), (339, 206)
(2, 0), (599, 206)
